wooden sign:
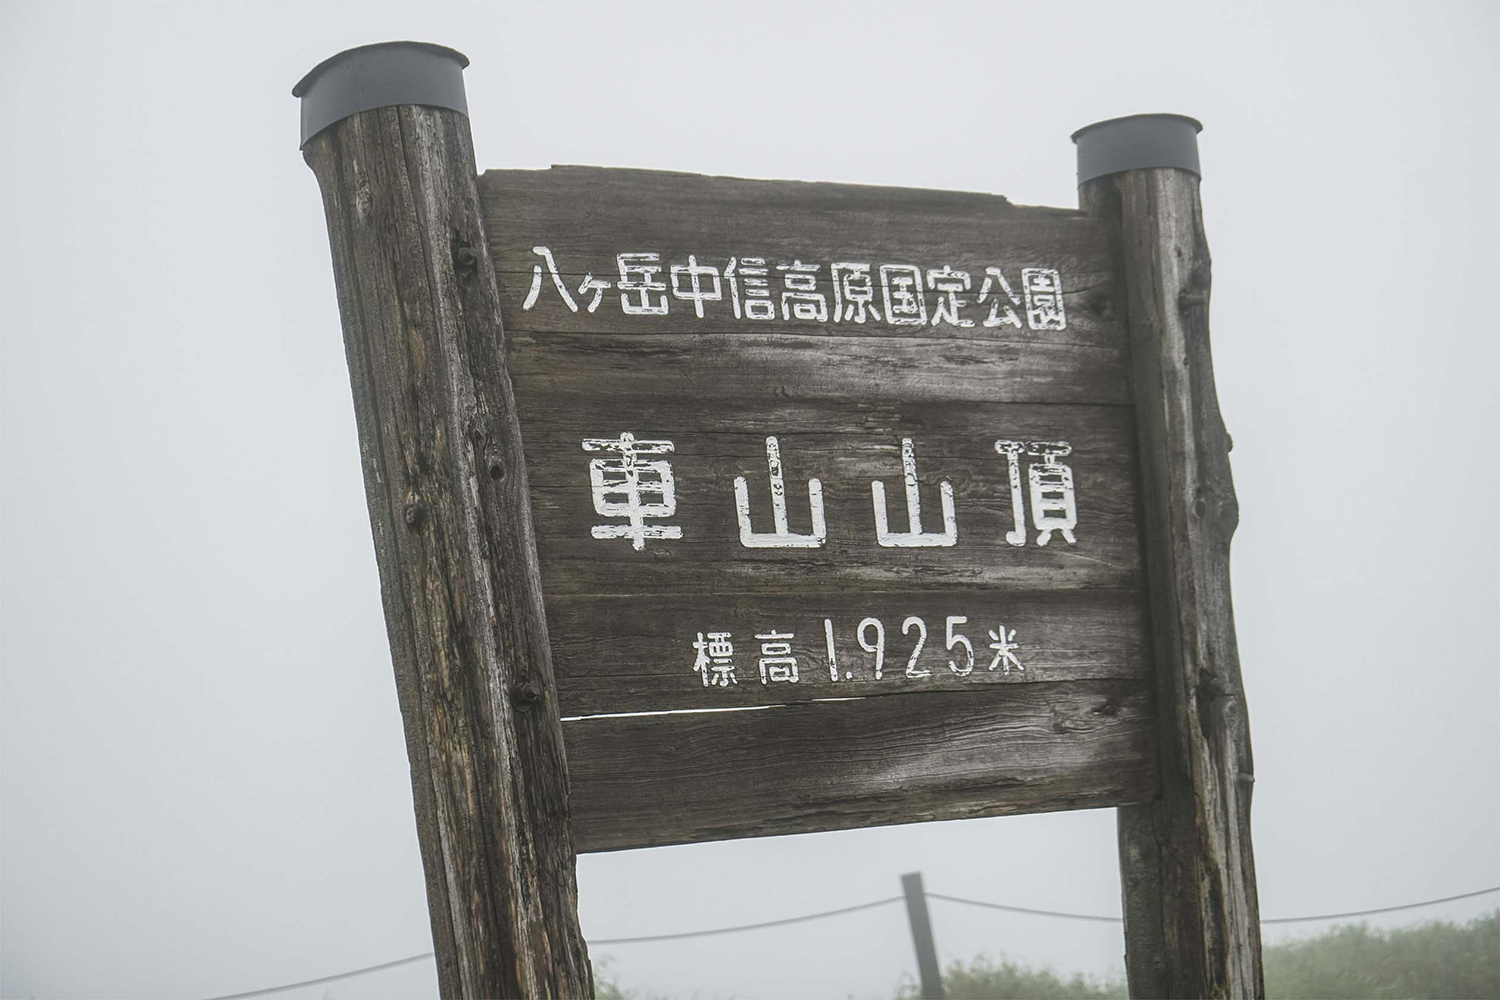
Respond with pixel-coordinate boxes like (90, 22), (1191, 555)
(297, 41), (1260, 1000)
(480, 168), (1155, 851)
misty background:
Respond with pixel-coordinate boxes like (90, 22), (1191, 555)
(3, 2), (1497, 998)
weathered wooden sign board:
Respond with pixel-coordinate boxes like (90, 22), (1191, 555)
(297, 41), (1261, 1000)
(483, 168), (1155, 851)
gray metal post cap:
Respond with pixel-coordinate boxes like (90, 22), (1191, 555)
(1071, 113), (1203, 185)
(293, 41), (470, 148)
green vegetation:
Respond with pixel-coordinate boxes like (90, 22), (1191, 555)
(1262, 912), (1499, 1000)
(593, 958), (672, 1000)
(894, 955), (1125, 999)
(595, 971), (631, 1000)
(898, 912), (1500, 999)
(593, 911), (1500, 999)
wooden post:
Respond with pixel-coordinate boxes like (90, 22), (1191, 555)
(1074, 115), (1263, 998)
(901, 872), (944, 1000)
(294, 43), (593, 998)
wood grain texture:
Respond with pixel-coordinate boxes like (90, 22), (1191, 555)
(548, 588), (1148, 717)
(304, 107), (592, 998)
(566, 680), (1155, 852)
(508, 331), (1130, 407)
(1081, 170), (1263, 999)
(522, 399), (1143, 595)
(471, 164), (1158, 861)
(480, 166), (1122, 350)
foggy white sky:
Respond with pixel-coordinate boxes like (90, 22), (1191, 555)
(2, 2), (1497, 998)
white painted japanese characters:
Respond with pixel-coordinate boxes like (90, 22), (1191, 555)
(690, 631), (736, 688)
(687, 613), (1028, 689)
(995, 440), (1079, 546)
(871, 438), (957, 548)
(734, 437), (826, 548)
(581, 432), (1079, 550)
(582, 432), (682, 550)
(524, 247), (1068, 331)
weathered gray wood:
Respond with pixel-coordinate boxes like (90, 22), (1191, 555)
(508, 331), (1130, 407)
(480, 166), (1121, 348)
(548, 588), (1148, 716)
(303, 106), (592, 998)
(1080, 170), (1262, 998)
(902, 872), (946, 1000)
(520, 399), (1143, 595)
(472, 163), (1158, 858)
(566, 680), (1155, 852)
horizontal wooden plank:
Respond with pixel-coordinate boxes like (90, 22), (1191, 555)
(509, 331), (1129, 407)
(520, 399), (1143, 595)
(565, 679), (1156, 852)
(479, 166), (1156, 852)
(484, 166), (1155, 851)
(480, 166), (1121, 349)
(549, 588), (1148, 717)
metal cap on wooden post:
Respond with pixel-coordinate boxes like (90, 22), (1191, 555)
(293, 41), (470, 148)
(1072, 113), (1203, 185)
(1073, 116), (1263, 999)
(296, 43), (593, 998)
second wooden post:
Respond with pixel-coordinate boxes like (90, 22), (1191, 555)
(1075, 115), (1264, 999)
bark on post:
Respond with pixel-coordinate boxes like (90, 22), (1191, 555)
(294, 43), (593, 998)
(1074, 116), (1263, 999)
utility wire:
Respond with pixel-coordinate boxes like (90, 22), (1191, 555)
(202, 952), (435, 1000)
(202, 884), (1500, 999)
(928, 884), (1500, 925)
(926, 892), (1120, 923)
(200, 896), (904, 1000)
(591, 894), (903, 944)
(1258, 885), (1500, 925)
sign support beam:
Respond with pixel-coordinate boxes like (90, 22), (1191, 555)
(1075, 115), (1264, 998)
(295, 43), (593, 998)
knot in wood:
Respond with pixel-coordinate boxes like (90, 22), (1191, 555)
(453, 245), (479, 271)
(511, 678), (543, 710)
(1177, 289), (1209, 313)
(403, 497), (425, 528)
(485, 451), (506, 481)
(1195, 669), (1229, 710)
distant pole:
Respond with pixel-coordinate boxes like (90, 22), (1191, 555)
(1074, 115), (1264, 998)
(901, 872), (945, 1000)
(294, 43), (593, 998)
